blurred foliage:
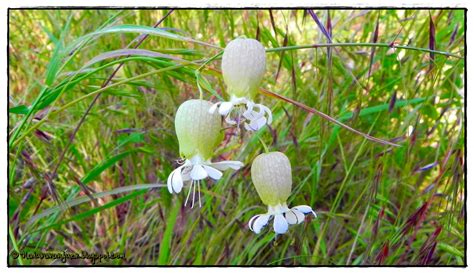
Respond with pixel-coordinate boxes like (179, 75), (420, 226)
(8, 9), (464, 265)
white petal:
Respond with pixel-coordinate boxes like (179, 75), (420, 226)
(209, 102), (220, 114)
(181, 169), (191, 181)
(242, 101), (256, 118)
(248, 215), (260, 232)
(293, 205), (317, 217)
(243, 103), (265, 120)
(171, 168), (184, 193)
(252, 214), (270, 234)
(245, 116), (267, 131)
(246, 100), (255, 110)
(167, 170), (175, 193)
(242, 108), (253, 119)
(273, 214), (289, 234)
(243, 110), (262, 120)
(203, 165), (223, 180)
(231, 96), (248, 105)
(259, 104), (273, 124)
(218, 101), (234, 116)
(210, 160), (244, 171)
(167, 167), (183, 193)
(254, 104), (266, 116)
(285, 211), (298, 225)
(190, 164), (208, 180)
(291, 209), (306, 224)
(225, 115), (237, 125)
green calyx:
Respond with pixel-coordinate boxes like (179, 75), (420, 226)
(221, 38), (266, 99)
(174, 99), (223, 160)
(251, 151), (292, 206)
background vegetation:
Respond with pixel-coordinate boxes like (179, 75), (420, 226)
(8, 9), (465, 265)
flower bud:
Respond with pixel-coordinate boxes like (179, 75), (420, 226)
(222, 38), (266, 99)
(251, 151), (292, 206)
(175, 99), (223, 160)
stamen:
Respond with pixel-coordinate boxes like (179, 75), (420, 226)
(184, 180), (193, 207)
(237, 109), (243, 135)
(197, 180), (202, 207)
(238, 105), (245, 124)
(191, 179), (196, 208)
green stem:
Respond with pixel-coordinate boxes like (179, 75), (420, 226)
(266, 42), (463, 59)
(9, 225), (24, 265)
(258, 136), (270, 153)
(195, 51), (223, 100)
(197, 51), (224, 72)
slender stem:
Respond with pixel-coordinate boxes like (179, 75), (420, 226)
(259, 87), (401, 147)
(9, 87), (47, 147)
(9, 225), (24, 265)
(197, 51), (223, 72)
(195, 51), (223, 100)
(266, 42), (463, 59)
(258, 136), (270, 153)
(346, 202), (370, 264)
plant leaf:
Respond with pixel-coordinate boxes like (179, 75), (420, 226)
(28, 183), (165, 225)
(82, 148), (144, 184)
(9, 105), (29, 115)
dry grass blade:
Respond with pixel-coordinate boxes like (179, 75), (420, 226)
(259, 87), (401, 147)
(389, 90), (397, 113)
(274, 30), (288, 81)
(307, 10), (332, 42)
(255, 11), (260, 41)
(429, 12), (436, 71)
(325, 11), (334, 116)
(27, 183), (165, 225)
(268, 9), (277, 38)
(368, 13), (380, 77)
(449, 23), (459, 46)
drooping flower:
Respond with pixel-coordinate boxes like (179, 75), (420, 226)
(167, 99), (244, 207)
(248, 151), (316, 234)
(209, 38), (272, 131)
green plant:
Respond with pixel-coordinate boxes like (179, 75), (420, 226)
(8, 9), (465, 266)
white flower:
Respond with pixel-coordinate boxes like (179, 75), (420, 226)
(249, 204), (316, 234)
(248, 151), (316, 234)
(168, 99), (244, 207)
(210, 38), (272, 131)
(209, 96), (272, 131)
(167, 154), (243, 207)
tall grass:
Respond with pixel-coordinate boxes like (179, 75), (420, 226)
(8, 9), (465, 265)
